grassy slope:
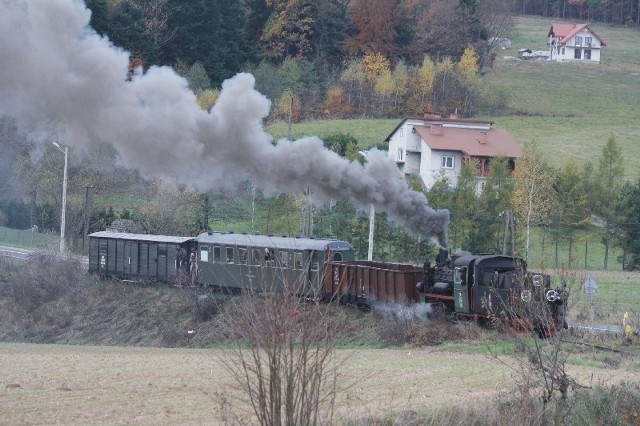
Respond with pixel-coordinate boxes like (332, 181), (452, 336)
(268, 16), (640, 181)
(485, 16), (640, 180)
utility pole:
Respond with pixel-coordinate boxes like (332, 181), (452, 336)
(82, 185), (93, 252)
(52, 142), (68, 254)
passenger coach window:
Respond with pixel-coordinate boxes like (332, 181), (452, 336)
(252, 249), (262, 266)
(332, 252), (343, 261)
(239, 248), (247, 265)
(294, 252), (303, 269)
(279, 251), (289, 268)
(200, 245), (209, 262)
(311, 252), (320, 271)
(226, 247), (234, 263)
(213, 246), (221, 262)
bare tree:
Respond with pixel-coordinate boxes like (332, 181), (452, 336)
(130, 0), (175, 46)
(476, 0), (515, 71)
(215, 264), (353, 425)
(488, 267), (587, 414)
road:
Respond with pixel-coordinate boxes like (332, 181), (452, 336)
(0, 245), (89, 268)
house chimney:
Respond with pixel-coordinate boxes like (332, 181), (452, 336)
(430, 123), (443, 135)
(449, 108), (459, 120)
(478, 131), (487, 144)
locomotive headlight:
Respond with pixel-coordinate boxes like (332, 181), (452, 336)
(521, 290), (532, 302)
(545, 289), (559, 302)
(532, 274), (543, 287)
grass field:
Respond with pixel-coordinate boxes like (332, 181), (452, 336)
(0, 343), (636, 424)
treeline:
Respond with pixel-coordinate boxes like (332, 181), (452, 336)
(425, 134), (640, 271)
(84, 0), (514, 119)
(516, 0), (640, 26)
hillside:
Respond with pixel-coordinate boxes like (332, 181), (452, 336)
(268, 16), (640, 181)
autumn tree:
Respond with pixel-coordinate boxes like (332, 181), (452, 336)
(511, 140), (557, 262)
(457, 46), (481, 115)
(275, 90), (301, 124)
(344, 0), (398, 58)
(260, 0), (314, 61)
(135, 183), (206, 235)
(432, 57), (459, 113)
(391, 60), (409, 111)
(407, 56), (436, 113)
(322, 86), (351, 118)
(339, 59), (366, 112)
(374, 69), (394, 114)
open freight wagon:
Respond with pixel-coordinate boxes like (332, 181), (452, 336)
(323, 260), (424, 305)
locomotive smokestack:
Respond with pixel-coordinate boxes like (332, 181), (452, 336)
(0, 0), (449, 245)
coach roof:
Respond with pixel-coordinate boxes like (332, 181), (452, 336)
(88, 231), (194, 244)
(195, 232), (353, 251)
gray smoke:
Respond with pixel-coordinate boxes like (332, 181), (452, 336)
(0, 0), (448, 245)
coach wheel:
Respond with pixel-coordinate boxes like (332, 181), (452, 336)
(521, 290), (532, 302)
(532, 274), (543, 287)
(545, 289), (559, 302)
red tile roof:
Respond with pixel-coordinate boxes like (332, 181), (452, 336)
(548, 23), (606, 47)
(414, 125), (521, 158)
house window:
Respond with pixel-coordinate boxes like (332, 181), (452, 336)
(574, 48), (582, 59)
(574, 36), (582, 46)
(441, 156), (454, 169)
(584, 49), (591, 60)
(397, 148), (404, 161)
(585, 36), (592, 47)
(561, 47), (565, 55)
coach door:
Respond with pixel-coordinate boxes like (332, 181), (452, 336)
(98, 239), (108, 274)
(123, 240), (138, 279)
(156, 243), (168, 281)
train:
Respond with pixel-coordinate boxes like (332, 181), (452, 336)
(88, 230), (566, 335)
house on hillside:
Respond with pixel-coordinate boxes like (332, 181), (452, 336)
(385, 113), (521, 192)
(548, 23), (606, 63)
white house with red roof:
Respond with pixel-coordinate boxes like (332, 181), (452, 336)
(548, 23), (606, 63)
(385, 113), (521, 191)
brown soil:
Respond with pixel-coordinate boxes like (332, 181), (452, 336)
(0, 343), (637, 425)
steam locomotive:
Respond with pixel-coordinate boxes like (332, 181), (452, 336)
(88, 230), (566, 335)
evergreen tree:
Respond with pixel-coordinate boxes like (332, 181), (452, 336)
(557, 155), (590, 267)
(471, 156), (513, 254)
(595, 133), (624, 270)
(617, 180), (640, 270)
(450, 161), (478, 251)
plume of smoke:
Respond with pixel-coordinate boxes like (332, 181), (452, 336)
(0, 0), (448, 245)
(372, 301), (433, 322)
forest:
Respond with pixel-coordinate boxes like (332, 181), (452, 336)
(83, 0), (640, 122)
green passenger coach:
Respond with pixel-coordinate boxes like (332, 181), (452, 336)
(194, 231), (355, 295)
